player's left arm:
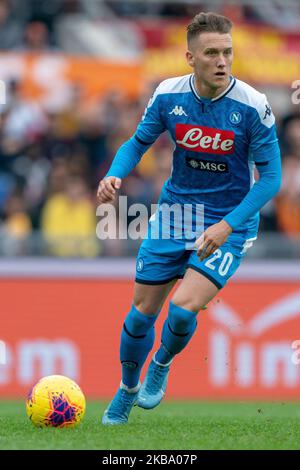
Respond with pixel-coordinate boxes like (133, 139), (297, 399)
(197, 95), (282, 260)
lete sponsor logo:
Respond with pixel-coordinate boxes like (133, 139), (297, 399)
(209, 292), (300, 389)
(176, 124), (235, 155)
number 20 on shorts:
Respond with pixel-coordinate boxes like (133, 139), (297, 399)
(204, 249), (234, 276)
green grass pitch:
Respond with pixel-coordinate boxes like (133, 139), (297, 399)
(0, 400), (300, 450)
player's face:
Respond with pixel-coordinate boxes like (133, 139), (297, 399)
(186, 32), (233, 92)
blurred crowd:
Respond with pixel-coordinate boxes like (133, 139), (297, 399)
(0, 0), (299, 54)
(0, 76), (176, 256)
(0, 0), (70, 52)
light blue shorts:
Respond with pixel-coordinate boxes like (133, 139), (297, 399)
(135, 225), (255, 290)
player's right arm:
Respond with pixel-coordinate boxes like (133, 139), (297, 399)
(97, 83), (166, 203)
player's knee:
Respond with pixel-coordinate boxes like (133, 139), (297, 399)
(133, 299), (160, 316)
(170, 294), (201, 314)
(167, 301), (197, 334)
(133, 286), (163, 315)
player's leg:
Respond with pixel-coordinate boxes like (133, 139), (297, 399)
(102, 279), (176, 425)
(137, 235), (248, 409)
(102, 203), (189, 424)
(120, 280), (177, 390)
(137, 269), (218, 409)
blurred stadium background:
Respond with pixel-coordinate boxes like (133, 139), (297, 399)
(0, 0), (300, 410)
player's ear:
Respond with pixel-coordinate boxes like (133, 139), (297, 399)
(186, 50), (195, 67)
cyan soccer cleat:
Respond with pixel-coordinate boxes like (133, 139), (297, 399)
(136, 355), (172, 410)
(102, 382), (140, 425)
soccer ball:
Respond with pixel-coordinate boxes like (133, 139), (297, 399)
(26, 375), (86, 428)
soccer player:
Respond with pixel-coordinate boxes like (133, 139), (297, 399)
(98, 12), (281, 425)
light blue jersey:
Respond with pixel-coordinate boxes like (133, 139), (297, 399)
(134, 74), (279, 238)
(106, 74), (281, 287)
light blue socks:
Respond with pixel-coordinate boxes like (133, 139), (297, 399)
(120, 305), (158, 388)
(155, 302), (198, 365)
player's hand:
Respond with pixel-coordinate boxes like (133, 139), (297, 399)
(196, 220), (233, 261)
(97, 176), (122, 204)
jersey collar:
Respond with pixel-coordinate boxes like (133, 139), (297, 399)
(189, 74), (236, 103)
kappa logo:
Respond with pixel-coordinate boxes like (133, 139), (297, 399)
(263, 103), (272, 120)
(169, 105), (188, 116)
(209, 291), (300, 389)
(121, 361), (138, 369)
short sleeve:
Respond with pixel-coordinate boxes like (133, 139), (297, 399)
(248, 94), (280, 164)
(134, 83), (166, 146)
